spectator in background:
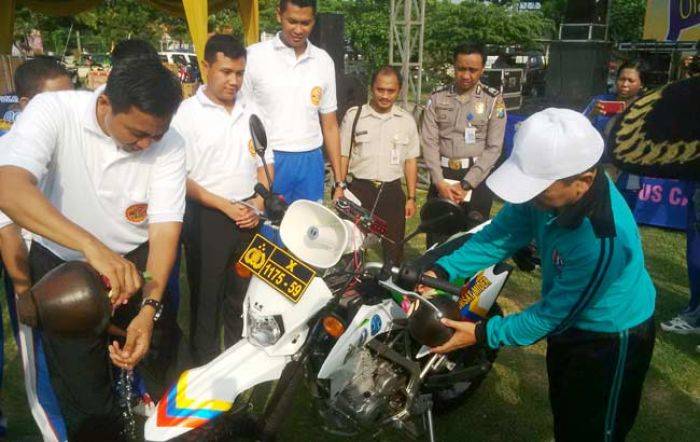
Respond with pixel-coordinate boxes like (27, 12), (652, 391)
(111, 38), (159, 65)
(583, 60), (647, 209)
(661, 61), (700, 338)
(340, 66), (419, 264)
(172, 35), (272, 365)
(0, 56), (72, 440)
(421, 43), (507, 247)
(242, 0), (346, 238)
(14, 56), (73, 110)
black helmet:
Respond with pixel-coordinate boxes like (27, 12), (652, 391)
(407, 296), (462, 347)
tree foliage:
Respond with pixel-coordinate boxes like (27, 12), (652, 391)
(608, 0), (646, 42)
(14, 0), (553, 76)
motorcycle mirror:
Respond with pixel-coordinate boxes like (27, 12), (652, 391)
(417, 198), (469, 236)
(249, 114), (274, 190)
(249, 114), (268, 155)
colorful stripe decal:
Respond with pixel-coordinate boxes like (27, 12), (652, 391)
(155, 371), (233, 428)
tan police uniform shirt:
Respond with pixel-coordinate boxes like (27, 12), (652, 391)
(421, 82), (507, 188)
(340, 104), (420, 182)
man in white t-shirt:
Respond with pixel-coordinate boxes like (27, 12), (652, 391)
(0, 56), (73, 441)
(242, 0), (346, 220)
(172, 34), (274, 365)
(0, 57), (184, 440)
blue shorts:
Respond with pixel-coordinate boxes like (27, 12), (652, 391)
(262, 148), (326, 244)
(272, 148), (325, 203)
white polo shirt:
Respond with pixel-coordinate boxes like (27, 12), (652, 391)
(242, 33), (337, 152)
(172, 86), (274, 201)
(0, 89), (186, 261)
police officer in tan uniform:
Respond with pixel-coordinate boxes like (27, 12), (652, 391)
(422, 43), (506, 245)
(340, 66), (419, 264)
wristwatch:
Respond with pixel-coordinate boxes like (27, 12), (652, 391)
(407, 195), (416, 201)
(460, 180), (471, 190)
(334, 180), (348, 190)
(141, 298), (163, 322)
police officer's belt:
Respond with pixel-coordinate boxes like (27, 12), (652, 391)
(440, 157), (474, 170)
(352, 177), (400, 188)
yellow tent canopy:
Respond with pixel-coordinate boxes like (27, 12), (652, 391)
(1, 0), (260, 72)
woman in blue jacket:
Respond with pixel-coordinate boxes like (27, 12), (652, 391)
(583, 60), (647, 210)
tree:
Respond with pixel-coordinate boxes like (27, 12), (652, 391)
(423, 0), (554, 82)
(608, 0), (646, 42)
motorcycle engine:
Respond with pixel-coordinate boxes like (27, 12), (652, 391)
(325, 347), (407, 429)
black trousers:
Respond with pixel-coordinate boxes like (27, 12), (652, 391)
(348, 178), (406, 265)
(29, 241), (180, 442)
(182, 200), (255, 366)
(426, 166), (494, 247)
(546, 316), (655, 442)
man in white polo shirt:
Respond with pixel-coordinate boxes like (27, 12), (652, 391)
(0, 58), (184, 440)
(243, 0), (345, 219)
(172, 34), (273, 365)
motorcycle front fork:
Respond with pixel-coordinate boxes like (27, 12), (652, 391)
(422, 408), (436, 442)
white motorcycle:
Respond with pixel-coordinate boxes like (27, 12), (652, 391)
(144, 116), (518, 441)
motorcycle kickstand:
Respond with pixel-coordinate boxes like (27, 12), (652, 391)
(421, 407), (436, 442)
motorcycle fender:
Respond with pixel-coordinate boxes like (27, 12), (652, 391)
(317, 300), (404, 383)
(144, 340), (289, 441)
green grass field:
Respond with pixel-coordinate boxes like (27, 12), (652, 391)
(1, 199), (699, 441)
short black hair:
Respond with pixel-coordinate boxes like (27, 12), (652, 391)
(453, 43), (487, 66)
(278, 0), (317, 14)
(104, 58), (182, 118)
(111, 38), (159, 67)
(14, 56), (71, 99)
(204, 34), (246, 64)
(617, 59), (648, 87)
(371, 65), (403, 88)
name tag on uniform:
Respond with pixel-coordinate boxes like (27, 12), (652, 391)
(465, 126), (476, 144)
(390, 146), (400, 165)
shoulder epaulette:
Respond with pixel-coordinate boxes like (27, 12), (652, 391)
(483, 84), (500, 97)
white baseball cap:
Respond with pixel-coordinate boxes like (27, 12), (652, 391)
(486, 108), (604, 204)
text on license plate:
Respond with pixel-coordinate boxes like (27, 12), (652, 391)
(239, 234), (316, 303)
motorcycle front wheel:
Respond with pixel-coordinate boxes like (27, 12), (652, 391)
(428, 303), (502, 415)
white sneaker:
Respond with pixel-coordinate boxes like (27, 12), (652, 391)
(660, 316), (700, 335)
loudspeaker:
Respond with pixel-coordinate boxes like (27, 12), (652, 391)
(565, 0), (609, 24)
(280, 200), (349, 269)
(545, 41), (611, 104)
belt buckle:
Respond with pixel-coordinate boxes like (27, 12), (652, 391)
(448, 159), (462, 170)
(371, 180), (382, 188)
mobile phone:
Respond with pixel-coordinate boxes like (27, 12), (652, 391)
(599, 100), (625, 115)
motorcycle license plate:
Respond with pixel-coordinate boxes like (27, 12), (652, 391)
(239, 234), (316, 303)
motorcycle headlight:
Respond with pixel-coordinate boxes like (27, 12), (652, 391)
(248, 310), (284, 347)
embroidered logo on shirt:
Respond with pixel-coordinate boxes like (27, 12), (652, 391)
(474, 102), (485, 115)
(248, 139), (256, 158)
(310, 86), (322, 106)
(552, 249), (564, 274)
(125, 203), (148, 223)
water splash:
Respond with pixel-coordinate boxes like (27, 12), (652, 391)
(116, 368), (137, 440)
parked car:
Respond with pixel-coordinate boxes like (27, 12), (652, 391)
(158, 51), (198, 67)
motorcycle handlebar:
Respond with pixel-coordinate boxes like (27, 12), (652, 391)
(390, 265), (462, 297)
(254, 183), (272, 199)
(254, 183), (287, 222)
(418, 275), (461, 297)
